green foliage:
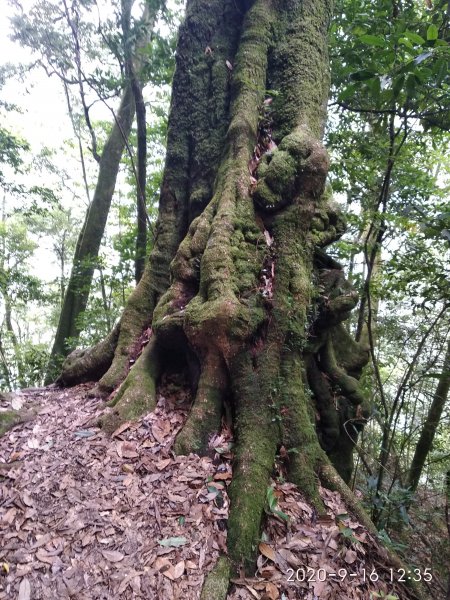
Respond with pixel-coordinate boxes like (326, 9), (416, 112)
(265, 486), (289, 522)
(331, 0), (450, 125)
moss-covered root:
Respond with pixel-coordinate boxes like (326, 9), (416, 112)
(319, 463), (426, 600)
(0, 410), (33, 438)
(200, 556), (231, 600)
(174, 352), (227, 455)
(280, 353), (327, 512)
(58, 322), (120, 387)
(227, 355), (278, 574)
(101, 337), (160, 434)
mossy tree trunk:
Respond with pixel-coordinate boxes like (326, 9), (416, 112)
(58, 0), (372, 585)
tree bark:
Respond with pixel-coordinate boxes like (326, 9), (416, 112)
(121, 0), (148, 284)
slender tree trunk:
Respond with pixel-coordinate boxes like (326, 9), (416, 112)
(121, 0), (148, 284)
(46, 3), (159, 381)
(3, 297), (25, 387)
(407, 338), (450, 493)
(45, 84), (136, 381)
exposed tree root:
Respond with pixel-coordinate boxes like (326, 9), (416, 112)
(200, 556), (231, 600)
(174, 351), (227, 455)
(101, 337), (161, 434)
(93, 261), (155, 396)
(0, 409), (35, 438)
(58, 323), (120, 387)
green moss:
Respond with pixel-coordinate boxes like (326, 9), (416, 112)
(0, 410), (22, 438)
(200, 556), (231, 600)
(268, 0), (334, 139)
(279, 352), (327, 511)
(174, 354), (227, 455)
(102, 338), (160, 433)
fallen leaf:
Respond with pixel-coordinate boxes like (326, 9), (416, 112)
(22, 491), (34, 507)
(344, 549), (357, 564)
(265, 581), (279, 600)
(173, 560), (185, 579)
(102, 550), (125, 563)
(155, 458), (171, 471)
(121, 441), (139, 459)
(158, 537), (187, 548)
(259, 542), (276, 562)
(18, 578), (31, 600)
(111, 421), (132, 438)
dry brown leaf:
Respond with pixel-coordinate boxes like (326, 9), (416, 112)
(102, 550), (125, 563)
(245, 584), (260, 598)
(111, 421), (131, 438)
(277, 548), (302, 567)
(1, 507), (17, 525)
(313, 577), (326, 596)
(121, 441), (139, 459)
(259, 542), (276, 562)
(18, 578), (31, 600)
(162, 560), (185, 580)
(173, 560), (185, 579)
(155, 458), (171, 470)
(153, 556), (171, 571)
(344, 549), (357, 564)
(213, 471), (232, 481)
(36, 549), (57, 565)
(265, 581), (279, 600)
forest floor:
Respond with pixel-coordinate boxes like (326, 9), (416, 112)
(0, 382), (444, 600)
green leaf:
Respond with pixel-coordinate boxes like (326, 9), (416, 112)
(350, 69), (376, 81)
(404, 31), (425, 45)
(358, 34), (385, 47)
(392, 74), (405, 98)
(398, 37), (413, 50)
(426, 24), (438, 41)
(158, 537), (187, 547)
(274, 509), (289, 522)
(338, 83), (358, 102)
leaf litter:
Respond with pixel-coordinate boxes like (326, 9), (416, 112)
(0, 383), (228, 599)
(1, 383), (425, 599)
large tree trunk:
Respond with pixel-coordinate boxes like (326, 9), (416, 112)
(58, 0), (375, 585)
